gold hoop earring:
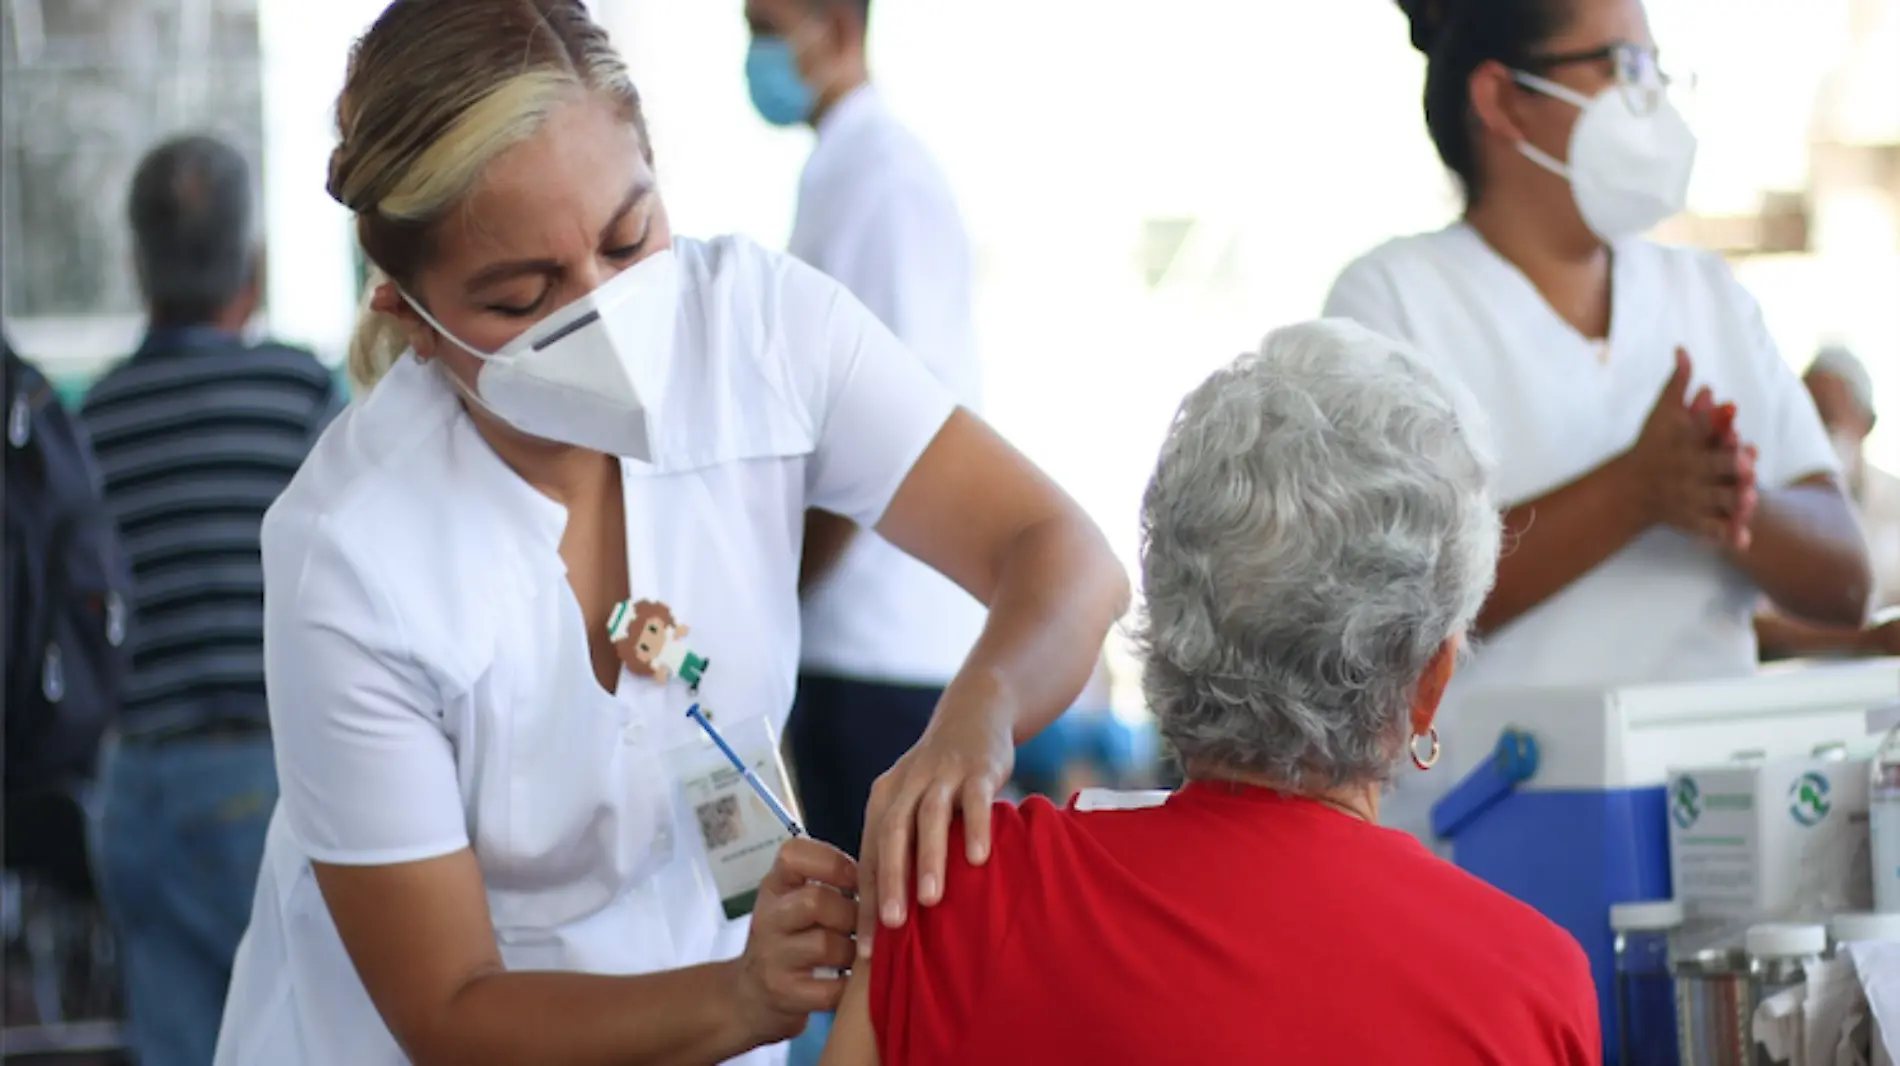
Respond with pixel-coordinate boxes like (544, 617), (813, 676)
(1409, 728), (1441, 771)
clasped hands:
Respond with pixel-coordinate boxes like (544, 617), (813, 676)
(1628, 347), (1758, 552)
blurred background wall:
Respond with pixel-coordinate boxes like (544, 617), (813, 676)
(2, 0), (264, 365)
(3, 0), (1896, 707)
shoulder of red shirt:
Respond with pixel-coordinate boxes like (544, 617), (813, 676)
(1511, 910), (1602, 1064)
(1533, 907), (1604, 1063)
(868, 791), (1602, 1065)
(868, 797), (1062, 1064)
(1416, 849), (1603, 1061)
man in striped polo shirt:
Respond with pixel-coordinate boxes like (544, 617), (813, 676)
(79, 134), (342, 1066)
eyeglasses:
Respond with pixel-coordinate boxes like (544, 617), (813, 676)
(1519, 41), (1695, 116)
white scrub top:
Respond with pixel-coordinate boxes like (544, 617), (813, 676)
(1857, 465), (1900, 611)
(788, 84), (988, 687)
(1324, 223), (1837, 843)
(213, 236), (956, 1066)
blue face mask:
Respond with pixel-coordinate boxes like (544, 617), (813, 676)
(746, 36), (815, 127)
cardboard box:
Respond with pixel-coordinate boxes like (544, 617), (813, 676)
(1667, 753), (1872, 923)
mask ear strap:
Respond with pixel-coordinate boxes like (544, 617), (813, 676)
(393, 296), (520, 426)
(397, 289), (494, 361)
(1511, 69), (1595, 110)
(423, 334), (515, 427)
(1517, 140), (1570, 180)
(1509, 70), (1591, 180)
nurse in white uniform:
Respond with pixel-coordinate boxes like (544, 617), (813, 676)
(1325, 0), (1870, 845)
(742, 0), (993, 864)
(211, 3), (1128, 1064)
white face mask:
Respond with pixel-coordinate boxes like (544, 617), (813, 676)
(401, 248), (681, 460)
(1512, 71), (1699, 242)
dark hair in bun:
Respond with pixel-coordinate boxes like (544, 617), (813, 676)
(1397, 0), (1447, 53)
(1398, 0), (1575, 204)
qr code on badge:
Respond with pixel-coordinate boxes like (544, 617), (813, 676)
(695, 794), (743, 849)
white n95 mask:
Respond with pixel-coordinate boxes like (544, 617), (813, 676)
(1512, 71), (1698, 242)
(401, 248), (681, 460)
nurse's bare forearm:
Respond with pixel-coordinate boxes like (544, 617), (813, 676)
(1478, 456), (1653, 635)
(1754, 611), (1872, 660)
(945, 514), (1130, 743)
(1729, 478), (1870, 626)
(800, 509), (858, 595)
(415, 963), (756, 1066)
(317, 854), (772, 1066)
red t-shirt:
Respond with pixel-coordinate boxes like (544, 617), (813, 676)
(871, 783), (1600, 1065)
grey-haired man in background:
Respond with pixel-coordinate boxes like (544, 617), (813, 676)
(79, 133), (341, 1066)
(1756, 345), (1900, 658)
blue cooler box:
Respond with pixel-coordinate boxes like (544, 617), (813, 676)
(1428, 662), (1898, 1066)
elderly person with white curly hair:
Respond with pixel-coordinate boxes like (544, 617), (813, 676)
(815, 319), (1600, 1066)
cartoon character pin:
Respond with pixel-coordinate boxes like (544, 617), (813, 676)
(610, 599), (710, 690)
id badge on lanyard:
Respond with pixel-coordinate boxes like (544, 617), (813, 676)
(668, 709), (802, 920)
(609, 596), (802, 922)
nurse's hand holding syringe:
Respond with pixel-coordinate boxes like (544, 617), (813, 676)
(684, 707), (857, 1042)
(730, 838), (859, 1045)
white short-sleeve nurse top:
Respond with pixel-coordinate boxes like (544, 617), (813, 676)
(213, 236), (956, 1066)
(1323, 223), (1837, 841)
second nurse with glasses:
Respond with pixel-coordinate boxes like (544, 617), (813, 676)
(1327, 0), (1871, 846)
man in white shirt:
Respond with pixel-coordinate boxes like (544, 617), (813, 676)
(1756, 346), (1900, 658)
(742, 0), (987, 858)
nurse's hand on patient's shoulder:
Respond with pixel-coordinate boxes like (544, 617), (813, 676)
(1625, 348), (1758, 549)
(730, 838), (858, 1045)
(858, 692), (1014, 946)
